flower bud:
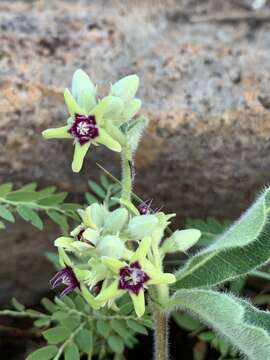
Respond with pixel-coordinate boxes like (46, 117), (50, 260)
(97, 235), (125, 258)
(111, 74), (139, 101)
(161, 229), (201, 254)
(128, 215), (159, 240)
(104, 208), (129, 233)
(72, 69), (96, 112)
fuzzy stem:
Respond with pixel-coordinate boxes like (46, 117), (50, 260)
(121, 145), (133, 202)
(153, 306), (169, 360)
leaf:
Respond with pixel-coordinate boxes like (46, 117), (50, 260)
(167, 289), (270, 360)
(6, 191), (39, 202)
(41, 298), (58, 314)
(185, 217), (231, 246)
(173, 312), (202, 331)
(96, 319), (110, 337)
(0, 182), (13, 197)
(88, 180), (106, 198)
(37, 192), (67, 206)
(108, 334), (124, 354)
(42, 326), (71, 344)
(38, 186), (57, 198)
(110, 319), (129, 339)
(25, 345), (58, 360)
(47, 210), (69, 234)
(17, 206), (43, 230)
(0, 221), (5, 230)
(34, 318), (51, 327)
(64, 342), (80, 360)
(75, 328), (93, 353)
(100, 174), (110, 190)
(20, 182), (37, 191)
(85, 192), (98, 204)
(0, 206), (15, 222)
(60, 203), (81, 211)
(126, 319), (148, 335)
(175, 187), (270, 289)
(11, 297), (25, 311)
(125, 116), (148, 152)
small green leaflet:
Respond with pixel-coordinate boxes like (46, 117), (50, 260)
(17, 206), (43, 230)
(25, 345), (58, 360)
(0, 205), (15, 222)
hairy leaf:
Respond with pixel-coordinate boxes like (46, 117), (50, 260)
(167, 289), (270, 360)
(175, 187), (270, 288)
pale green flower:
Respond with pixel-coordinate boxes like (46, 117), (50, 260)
(96, 237), (176, 317)
(42, 69), (122, 172)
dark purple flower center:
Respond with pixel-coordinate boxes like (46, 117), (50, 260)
(118, 261), (150, 295)
(93, 280), (104, 296)
(50, 266), (80, 297)
(138, 200), (152, 215)
(69, 113), (99, 145)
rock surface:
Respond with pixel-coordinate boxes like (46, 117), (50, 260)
(1, 0), (270, 304)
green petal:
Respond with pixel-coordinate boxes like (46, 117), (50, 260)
(97, 235), (125, 258)
(97, 128), (121, 152)
(122, 98), (141, 120)
(96, 280), (124, 302)
(64, 88), (85, 117)
(42, 126), (72, 139)
(72, 69), (96, 112)
(147, 272), (176, 285)
(91, 96), (112, 122)
(131, 237), (151, 262)
(111, 75), (139, 101)
(83, 228), (99, 245)
(88, 203), (106, 229)
(70, 241), (93, 252)
(58, 248), (72, 267)
(70, 224), (84, 237)
(128, 215), (159, 240)
(81, 283), (100, 309)
(130, 291), (145, 318)
(54, 236), (74, 247)
(74, 269), (91, 281)
(104, 96), (124, 120)
(71, 142), (91, 173)
(102, 257), (125, 273)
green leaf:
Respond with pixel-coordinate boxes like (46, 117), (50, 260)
(20, 182), (37, 191)
(42, 326), (71, 344)
(185, 217), (231, 246)
(6, 191), (39, 202)
(34, 318), (51, 327)
(75, 328), (93, 353)
(37, 192), (67, 206)
(64, 342), (80, 360)
(173, 312), (202, 331)
(0, 206), (15, 222)
(25, 345), (58, 360)
(125, 116), (148, 152)
(0, 221), (5, 230)
(11, 297), (25, 311)
(167, 289), (270, 360)
(47, 210), (69, 234)
(85, 192), (98, 204)
(110, 319), (129, 339)
(38, 186), (57, 197)
(0, 182), (13, 197)
(41, 298), (58, 314)
(126, 319), (148, 335)
(198, 331), (215, 342)
(100, 174), (110, 190)
(175, 187), (270, 289)
(88, 180), (106, 199)
(108, 334), (124, 354)
(60, 203), (81, 211)
(96, 319), (110, 337)
(17, 206), (43, 230)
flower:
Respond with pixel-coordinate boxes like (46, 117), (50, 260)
(96, 237), (176, 317)
(50, 266), (80, 297)
(138, 200), (153, 215)
(42, 69), (122, 172)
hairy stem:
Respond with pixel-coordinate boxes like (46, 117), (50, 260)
(121, 145), (133, 202)
(153, 306), (169, 360)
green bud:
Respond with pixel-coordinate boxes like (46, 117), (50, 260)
(104, 208), (129, 233)
(72, 69), (96, 112)
(128, 215), (159, 240)
(104, 96), (124, 120)
(85, 203), (106, 229)
(111, 74), (139, 102)
(161, 229), (201, 254)
(97, 235), (125, 258)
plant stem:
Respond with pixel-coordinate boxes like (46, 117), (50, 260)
(153, 306), (169, 360)
(121, 145), (133, 202)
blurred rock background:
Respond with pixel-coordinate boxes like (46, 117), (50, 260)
(1, 0), (270, 304)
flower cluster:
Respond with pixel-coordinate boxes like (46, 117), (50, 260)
(50, 201), (201, 317)
(42, 69), (141, 172)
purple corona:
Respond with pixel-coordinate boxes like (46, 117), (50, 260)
(50, 266), (79, 297)
(118, 261), (150, 295)
(69, 114), (99, 145)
